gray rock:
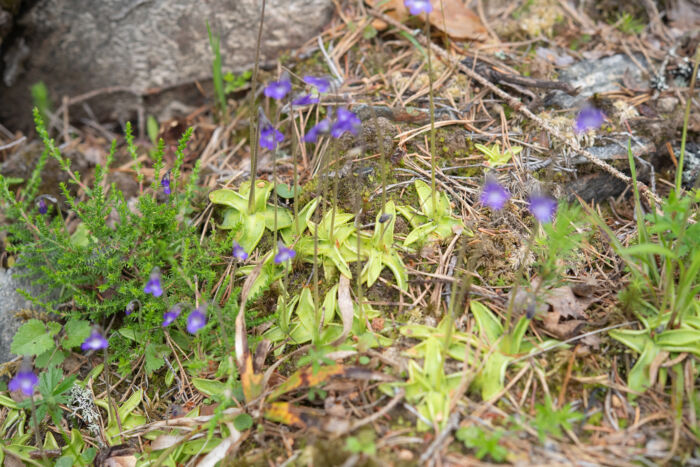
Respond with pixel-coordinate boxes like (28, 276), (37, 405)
(0, 268), (35, 364)
(0, 0), (334, 130)
(546, 54), (649, 109)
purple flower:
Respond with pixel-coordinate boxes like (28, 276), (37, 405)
(528, 195), (557, 223)
(404, 0), (433, 15)
(574, 106), (605, 134)
(331, 108), (361, 138)
(9, 369), (38, 396)
(480, 179), (510, 211)
(264, 78), (292, 100)
(304, 118), (331, 143)
(260, 124), (284, 150)
(81, 330), (108, 351)
(232, 241), (248, 261)
(162, 304), (183, 327)
(303, 76), (331, 93)
(291, 94), (320, 106)
(144, 267), (163, 297)
(274, 242), (296, 264)
(37, 198), (48, 215)
(186, 307), (207, 334)
(160, 172), (171, 195)
(125, 299), (141, 316)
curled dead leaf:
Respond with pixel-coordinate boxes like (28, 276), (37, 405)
(365, 0), (488, 41)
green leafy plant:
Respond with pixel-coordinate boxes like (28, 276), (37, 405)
(264, 286), (344, 349)
(0, 111), (217, 369)
(207, 21), (226, 115)
(18, 366), (76, 428)
(586, 147), (700, 394)
(532, 397), (584, 442)
(396, 180), (467, 247)
(295, 207), (358, 279)
(475, 142), (522, 168)
(614, 13), (645, 35)
(11, 318), (92, 369)
(470, 301), (559, 400)
(358, 201), (407, 290)
(224, 69), (253, 94)
(455, 425), (507, 462)
(209, 180), (293, 254)
(345, 430), (377, 456)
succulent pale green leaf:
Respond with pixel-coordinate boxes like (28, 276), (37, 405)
(471, 301), (503, 345)
(209, 189), (248, 213)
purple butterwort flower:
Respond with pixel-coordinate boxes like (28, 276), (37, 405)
(35, 195), (56, 215)
(81, 329), (108, 351)
(480, 179), (510, 211)
(528, 195), (557, 223)
(405, 0), (433, 15)
(125, 299), (141, 316)
(304, 118), (331, 143)
(186, 306), (207, 334)
(291, 94), (320, 106)
(160, 171), (171, 195)
(144, 267), (163, 297)
(162, 303), (183, 327)
(9, 359), (38, 396)
(232, 241), (248, 261)
(274, 241), (296, 264)
(303, 76), (331, 93)
(264, 78), (292, 100)
(260, 124), (284, 150)
(574, 106), (605, 134)
(331, 108), (361, 138)
(37, 198), (48, 215)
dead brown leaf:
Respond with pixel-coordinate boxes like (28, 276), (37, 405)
(332, 275), (354, 345)
(545, 285), (595, 319)
(366, 0), (487, 41)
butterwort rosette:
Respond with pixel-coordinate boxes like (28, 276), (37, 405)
(81, 329), (108, 351)
(144, 267), (163, 297)
(480, 179), (510, 211)
(186, 304), (207, 334)
(405, 0), (433, 15)
(528, 194), (558, 223)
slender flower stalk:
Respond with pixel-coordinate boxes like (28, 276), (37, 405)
(247, 0), (267, 213)
(404, 0), (438, 215)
